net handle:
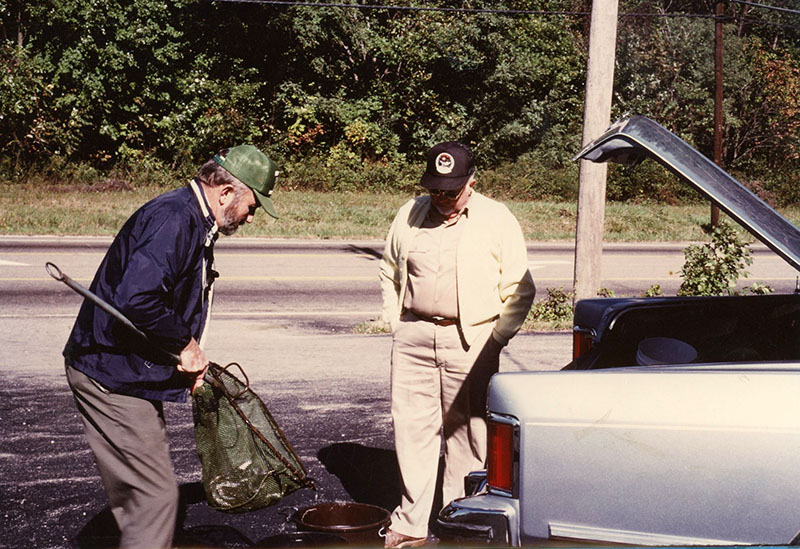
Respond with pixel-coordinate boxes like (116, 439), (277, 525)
(47, 261), (220, 385)
(46, 262), (181, 364)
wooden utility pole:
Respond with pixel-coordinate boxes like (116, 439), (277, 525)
(573, 0), (619, 301)
(712, 0), (724, 226)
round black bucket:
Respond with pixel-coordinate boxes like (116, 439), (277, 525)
(293, 502), (390, 545)
(256, 532), (348, 547)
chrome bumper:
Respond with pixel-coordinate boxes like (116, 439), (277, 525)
(437, 493), (520, 545)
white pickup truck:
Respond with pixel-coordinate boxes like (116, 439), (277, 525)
(437, 116), (800, 546)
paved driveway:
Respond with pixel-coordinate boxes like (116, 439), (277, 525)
(1, 313), (568, 548)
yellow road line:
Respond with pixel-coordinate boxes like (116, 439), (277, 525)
(1, 276), (378, 282)
(0, 310), (379, 319)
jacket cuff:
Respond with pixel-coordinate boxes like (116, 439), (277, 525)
(492, 329), (510, 347)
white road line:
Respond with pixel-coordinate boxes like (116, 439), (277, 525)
(0, 276), (378, 282)
(529, 260), (570, 270)
(0, 259), (28, 266)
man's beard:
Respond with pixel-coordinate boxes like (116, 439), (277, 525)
(217, 195), (243, 236)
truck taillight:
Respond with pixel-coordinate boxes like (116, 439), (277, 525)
(573, 328), (593, 359)
(487, 415), (517, 495)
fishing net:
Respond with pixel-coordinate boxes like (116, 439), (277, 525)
(192, 362), (314, 513)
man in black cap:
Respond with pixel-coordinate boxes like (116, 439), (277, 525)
(63, 145), (278, 548)
(379, 141), (535, 547)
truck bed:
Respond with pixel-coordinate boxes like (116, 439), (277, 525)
(567, 293), (800, 370)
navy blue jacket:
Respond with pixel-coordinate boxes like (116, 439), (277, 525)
(64, 182), (218, 402)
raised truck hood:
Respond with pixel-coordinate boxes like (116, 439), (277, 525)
(574, 115), (800, 273)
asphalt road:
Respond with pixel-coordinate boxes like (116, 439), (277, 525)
(2, 236), (799, 318)
(1, 236), (798, 548)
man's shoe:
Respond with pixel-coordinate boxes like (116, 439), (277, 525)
(381, 527), (427, 548)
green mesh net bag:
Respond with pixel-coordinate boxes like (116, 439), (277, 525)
(192, 362), (314, 513)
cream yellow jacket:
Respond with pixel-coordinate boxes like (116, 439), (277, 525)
(379, 191), (535, 346)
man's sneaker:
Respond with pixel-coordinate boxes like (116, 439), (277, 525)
(381, 527), (427, 548)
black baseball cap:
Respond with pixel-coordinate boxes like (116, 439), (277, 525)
(420, 141), (475, 190)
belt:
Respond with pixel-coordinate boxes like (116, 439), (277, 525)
(406, 310), (458, 326)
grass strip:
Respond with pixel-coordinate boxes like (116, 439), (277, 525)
(5, 183), (798, 242)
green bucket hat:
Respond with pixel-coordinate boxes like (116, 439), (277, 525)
(213, 145), (279, 219)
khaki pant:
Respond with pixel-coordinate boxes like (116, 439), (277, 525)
(389, 314), (499, 538)
(66, 365), (178, 549)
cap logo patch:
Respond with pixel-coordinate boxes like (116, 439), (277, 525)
(435, 152), (455, 175)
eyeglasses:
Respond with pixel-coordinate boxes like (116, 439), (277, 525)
(428, 185), (466, 200)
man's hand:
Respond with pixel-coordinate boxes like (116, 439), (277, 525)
(178, 337), (208, 394)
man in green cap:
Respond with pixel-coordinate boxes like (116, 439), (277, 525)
(63, 145), (278, 548)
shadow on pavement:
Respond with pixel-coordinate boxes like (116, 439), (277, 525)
(75, 482), (255, 548)
(175, 524), (254, 548)
(74, 506), (119, 549)
(318, 442), (452, 539)
(345, 244), (382, 260)
(317, 443), (401, 512)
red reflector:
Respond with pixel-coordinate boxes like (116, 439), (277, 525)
(573, 330), (592, 359)
(487, 420), (514, 492)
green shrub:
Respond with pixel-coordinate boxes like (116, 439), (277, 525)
(480, 153), (579, 201)
(278, 154), (419, 193)
(678, 222), (753, 296)
(762, 172), (800, 207)
(0, 44), (59, 168)
(742, 282), (773, 295)
(528, 287), (574, 323)
(642, 284), (664, 297)
(606, 162), (701, 204)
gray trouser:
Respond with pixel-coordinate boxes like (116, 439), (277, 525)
(66, 364), (179, 549)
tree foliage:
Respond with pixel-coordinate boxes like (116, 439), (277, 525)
(612, 0), (800, 203)
(1, 0), (799, 200)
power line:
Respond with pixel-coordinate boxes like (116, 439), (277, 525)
(208, 0), (800, 30)
(624, 12), (717, 20)
(729, 0), (800, 17)
(209, 0), (590, 16)
(739, 16), (800, 30)
(209, 0), (717, 19)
